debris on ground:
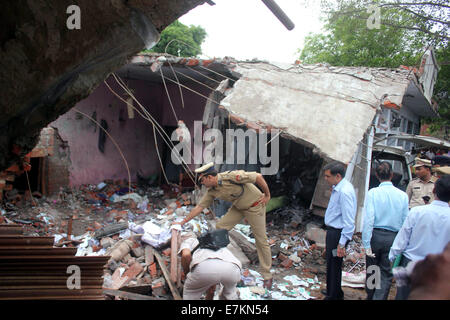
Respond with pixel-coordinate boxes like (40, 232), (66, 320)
(0, 181), (368, 300)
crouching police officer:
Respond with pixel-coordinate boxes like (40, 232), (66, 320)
(174, 162), (273, 289)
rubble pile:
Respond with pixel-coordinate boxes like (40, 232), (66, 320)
(1, 180), (367, 300)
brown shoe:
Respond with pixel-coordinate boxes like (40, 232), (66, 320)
(263, 278), (273, 290)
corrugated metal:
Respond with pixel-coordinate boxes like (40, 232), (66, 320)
(0, 224), (109, 300)
(0, 225), (23, 235)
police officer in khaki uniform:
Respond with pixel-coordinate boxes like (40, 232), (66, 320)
(433, 166), (450, 178)
(175, 162), (273, 289)
(406, 158), (437, 208)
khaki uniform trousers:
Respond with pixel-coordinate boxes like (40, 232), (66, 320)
(216, 202), (272, 280)
(183, 259), (241, 300)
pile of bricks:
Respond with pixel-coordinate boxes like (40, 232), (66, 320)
(101, 229), (183, 300)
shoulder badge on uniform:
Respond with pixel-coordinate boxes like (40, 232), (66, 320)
(235, 175), (241, 181)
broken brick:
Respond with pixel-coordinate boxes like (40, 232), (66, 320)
(278, 253), (288, 261)
(93, 221), (102, 230)
(290, 231), (299, 237)
(149, 263), (157, 278)
(280, 258), (293, 269)
(131, 246), (144, 258)
(120, 262), (144, 285)
(127, 257), (136, 266)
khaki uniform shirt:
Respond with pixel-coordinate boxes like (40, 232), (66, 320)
(406, 176), (437, 208)
(178, 237), (242, 271)
(198, 170), (263, 211)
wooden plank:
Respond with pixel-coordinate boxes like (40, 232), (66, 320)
(67, 216), (73, 240)
(170, 229), (178, 284)
(176, 231), (181, 288)
(120, 284), (152, 296)
(154, 251), (182, 300)
(103, 288), (159, 300)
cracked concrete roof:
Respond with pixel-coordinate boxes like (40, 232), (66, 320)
(219, 61), (438, 164)
(115, 53), (439, 165)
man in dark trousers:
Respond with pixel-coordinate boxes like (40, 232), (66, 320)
(322, 162), (357, 300)
(389, 174), (450, 299)
(362, 162), (409, 300)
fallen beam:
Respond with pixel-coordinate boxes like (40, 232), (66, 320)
(170, 229), (178, 284)
(103, 289), (160, 300)
(154, 250), (182, 300)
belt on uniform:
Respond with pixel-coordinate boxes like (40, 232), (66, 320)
(374, 228), (398, 233)
(250, 199), (263, 207)
(325, 225), (342, 231)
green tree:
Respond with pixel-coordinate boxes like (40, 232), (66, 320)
(145, 20), (207, 57)
(299, 0), (449, 136)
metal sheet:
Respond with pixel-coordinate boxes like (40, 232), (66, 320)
(0, 224), (108, 300)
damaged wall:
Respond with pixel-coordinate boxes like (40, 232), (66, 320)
(50, 75), (211, 187)
(51, 78), (164, 186)
(45, 129), (71, 195)
(0, 0), (207, 172)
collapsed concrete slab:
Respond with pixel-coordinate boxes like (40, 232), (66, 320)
(220, 62), (425, 165)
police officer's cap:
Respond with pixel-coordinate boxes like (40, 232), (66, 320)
(195, 162), (215, 175)
(413, 157), (432, 168)
(433, 166), (450, 175)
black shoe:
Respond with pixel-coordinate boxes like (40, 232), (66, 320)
(321, 289), (327, 295)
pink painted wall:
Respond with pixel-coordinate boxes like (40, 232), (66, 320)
(161, 81), (212, 169)
(51, 75), (212, 186)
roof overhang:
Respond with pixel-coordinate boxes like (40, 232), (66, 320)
(116, 53), (238, 87)
(402, 80), (440, 118)
(384, 134), (450, 149)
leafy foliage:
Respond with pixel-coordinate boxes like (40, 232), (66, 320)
(145, 20), (207, 57)
(299, 0), (449, 136)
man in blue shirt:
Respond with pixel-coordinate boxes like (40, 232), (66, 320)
(389, 174), (450, 299)
(362, 162), (409, 300)
(322, 162), (357, 300)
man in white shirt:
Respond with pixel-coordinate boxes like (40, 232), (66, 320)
(179, 234), (242, 300)
(389, 175), (450, 299)
(362, 162), (409, 300)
